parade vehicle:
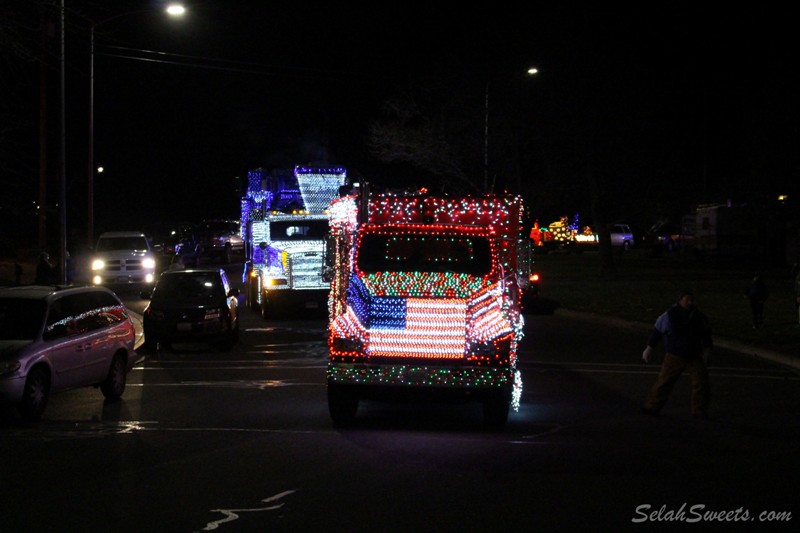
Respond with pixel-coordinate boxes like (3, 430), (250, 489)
(325, 185), (531, 427)
(241, 166), (348, 318)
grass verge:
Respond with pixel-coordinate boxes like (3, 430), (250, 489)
(531, 247), (800, 351)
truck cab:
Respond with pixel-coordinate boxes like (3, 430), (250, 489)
(90, 231), (157, 287)
(325, 189), (529, 427)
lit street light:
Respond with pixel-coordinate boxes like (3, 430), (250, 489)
(484, 66), (539, 191)
(87, 4), (185, 247)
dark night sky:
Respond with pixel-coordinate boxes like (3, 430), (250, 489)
(2, 1), (798, 245)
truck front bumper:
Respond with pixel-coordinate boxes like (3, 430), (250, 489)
(327, 363), (514, 388)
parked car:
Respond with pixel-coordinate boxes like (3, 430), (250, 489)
(141, 268), (240, 351)
(91, 231), (157, 286)
(150, 223), (195, 257)
(608, 223), (635, 251)
(195, 219), (244, 264)
(0, 285), (137, 420)
(643, 219), (695, 252)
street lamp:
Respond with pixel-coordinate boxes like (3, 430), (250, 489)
(87, 4), (186, 247)
(483, 66), (538, 191)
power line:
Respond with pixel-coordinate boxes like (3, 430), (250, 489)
(95, 44), (384, 83)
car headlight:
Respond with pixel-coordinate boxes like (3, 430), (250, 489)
(142, 257), (156, 269)
(264, 277), (288, 286)
(91, 259), (105, 271)
(0, 360), (21, 376)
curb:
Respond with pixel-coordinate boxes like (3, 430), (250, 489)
(553, 308), (800, 374)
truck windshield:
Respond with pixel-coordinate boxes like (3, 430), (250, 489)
(96, 237), (149, 252)
(270, 220), (329, 241)
(357, 234), (492, 275)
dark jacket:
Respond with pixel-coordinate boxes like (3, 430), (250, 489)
(647, 304), (712, 359)
(34, 258), (56, 285)
(745, 279), (768, 303)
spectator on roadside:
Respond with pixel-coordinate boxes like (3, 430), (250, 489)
(34, 252), (56, 285)
(744, 274), (768, 329)
(641, 288), (713, 419)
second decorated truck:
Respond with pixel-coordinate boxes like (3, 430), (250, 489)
(241, 166), (348, 318)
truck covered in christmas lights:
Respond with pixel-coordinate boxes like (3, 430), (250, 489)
(241, 166), (348, 318)
(325, 187), (530, 427)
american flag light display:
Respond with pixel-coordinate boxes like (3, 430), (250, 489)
(327, 191), (526, 403)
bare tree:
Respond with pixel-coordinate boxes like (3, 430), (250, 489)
(367, 72), (487, 194)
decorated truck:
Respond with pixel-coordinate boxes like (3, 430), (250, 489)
(325, 186), (530, 427)
(241, 166), (348, 318)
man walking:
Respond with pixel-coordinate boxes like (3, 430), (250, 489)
(641, 288), (713, 418)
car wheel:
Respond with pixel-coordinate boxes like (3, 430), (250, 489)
(483, 387), (510, 428)
(19, 366), (50, 421)
(328, 383), (359, 425)
(100, 354), (127, 400)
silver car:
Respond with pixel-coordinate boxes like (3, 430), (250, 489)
(609, 223), (635, 251)
(0, 285), (138, 420)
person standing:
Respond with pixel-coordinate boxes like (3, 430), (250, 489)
(641, 288), (713, 418)
(34, 252), (56, 285)
(744, 274), (768, 329)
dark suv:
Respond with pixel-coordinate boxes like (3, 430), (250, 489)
(195, 219), (244, 264)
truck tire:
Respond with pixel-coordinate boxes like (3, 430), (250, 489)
(328, 383), (359, 425)
(260, 296), (272, 320)
(483, 386), (510, 428)
(247, 280), (259, 312)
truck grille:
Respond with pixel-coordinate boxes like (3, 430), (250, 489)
(288, 251), (326, 289)
(101, 259), (145, 272)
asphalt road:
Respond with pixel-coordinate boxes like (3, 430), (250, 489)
(1, 276), (798, 532)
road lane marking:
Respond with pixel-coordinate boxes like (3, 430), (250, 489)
(199, 490), (297, 531)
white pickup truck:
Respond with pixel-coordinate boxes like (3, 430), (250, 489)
(90, 231), (157, 286)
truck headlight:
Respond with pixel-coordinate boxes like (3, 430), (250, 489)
(91, 259), (105, 271)
(332, 337), (363, 353)
(467, 341), (496, 358)
(142, 257), (156, 270)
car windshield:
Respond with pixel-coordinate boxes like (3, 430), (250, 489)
(0, 298), (46, 340)
(96, 237), (148, 251)
(153, 273), (223, 300)
(270, 220), (329, 240)
(357, 233), (492, 275)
